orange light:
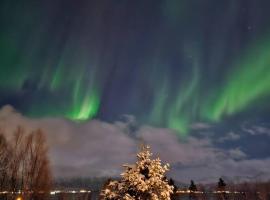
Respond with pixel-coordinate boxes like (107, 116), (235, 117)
(16, 197), (22, 200)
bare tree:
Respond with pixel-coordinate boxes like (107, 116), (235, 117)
(0, 127), (52, 200)
(20, 129), (52, 200)
(29, 129), (52, 200)
(0, 133), (11, 191)
(9, 126), (25, 193)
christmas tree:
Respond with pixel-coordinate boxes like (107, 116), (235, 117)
(100, 145), (174, 200)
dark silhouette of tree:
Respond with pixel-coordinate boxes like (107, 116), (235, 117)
(189, 180), (197, 191)
(189, 180), (198, 200)
(168, 178), (178, 200)
(218, 178), (226, 191)
(168, 178), (177, 191)
(217, 178), (228, 200)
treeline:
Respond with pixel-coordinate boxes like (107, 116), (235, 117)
(177, 178), (270, 200)
(0, 127), (51, 200)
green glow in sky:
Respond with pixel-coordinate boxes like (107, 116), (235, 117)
(1, 0), (270, 136)
(150, 59), (200, 135)
(204, 39), (270, 121)
(68, 89), (100, 120)
(148, 36), (270, 135)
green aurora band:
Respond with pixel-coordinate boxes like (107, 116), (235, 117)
(1, 0), (270, 136)
(203, 39), (270, 122)
(148, 37), (270, 135)
(1, 36), (270, 135)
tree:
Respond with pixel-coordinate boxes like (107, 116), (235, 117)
(9, 127), (25, 193)
(217, 178), (227, 200)
(189, 180), (198, 200)
(24, 130), (52, 200)
(189, 180), (197, 192)
(0, 127), (52, 200)
(0, 133), (11, 191)
(217, 178), (226, 191)
(168, 178), (178, 200)
(100, 145), (174, 200)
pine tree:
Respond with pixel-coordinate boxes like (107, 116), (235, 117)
(217, 178), (226, 191)
(217, 178), (227, 200)
(189, 180), (198, 200)
(189, 180), (197, 192)
(100, 145), (174, 200)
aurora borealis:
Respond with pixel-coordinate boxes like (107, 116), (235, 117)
(1, 0), (270, 183)
(1, 0), (270, 136)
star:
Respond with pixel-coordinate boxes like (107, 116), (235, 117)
(247, 26), (253, 31)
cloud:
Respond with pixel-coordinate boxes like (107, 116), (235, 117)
(135, 126), (270, 183)
(228, 148), (246, 160)
(190, 122), (212, 130)
(0, 105), (270, 183)
(217, 131), (241, 142)
(242, 124), (270, 137)
(136, 126), (220, 165)
(0, 105), (137, 178)
(252, 126), (270, 136)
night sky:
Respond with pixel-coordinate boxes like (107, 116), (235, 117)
(0, 0), (270, 182)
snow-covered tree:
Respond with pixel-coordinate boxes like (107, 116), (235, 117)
(100, 145), (174, 200)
